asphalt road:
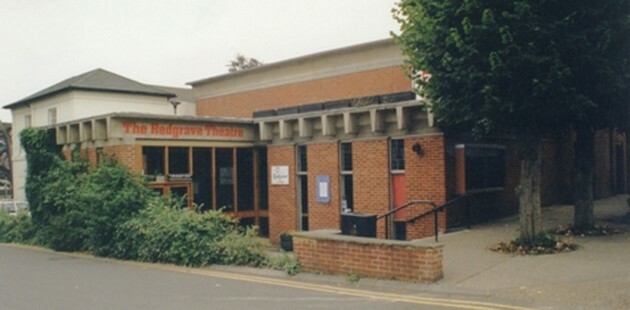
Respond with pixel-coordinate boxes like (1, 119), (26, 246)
(0, 244), (530, 310)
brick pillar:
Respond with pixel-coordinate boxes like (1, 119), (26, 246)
(353, 139), (390, 238)
(102, 145), (139, 172)
(268, 145), (297, 243)
(307, 142), (340, 230)
(405, 135), (447, 240)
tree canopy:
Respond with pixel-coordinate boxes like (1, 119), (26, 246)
(393, 0), (629, 242)
(227, 54), (263, 73)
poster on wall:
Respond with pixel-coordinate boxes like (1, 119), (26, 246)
(271, 166), (289, 185)
(316, 175), (330, 203)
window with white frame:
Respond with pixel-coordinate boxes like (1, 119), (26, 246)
(24, 115), (32, 128)
(340, 142), (353, 213)
(390, 139), (405, 172)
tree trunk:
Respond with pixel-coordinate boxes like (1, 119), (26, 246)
(518, 140), (543, 244)
(574, 126), (595, 230)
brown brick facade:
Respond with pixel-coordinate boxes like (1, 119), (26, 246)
(196, 66), (411, 118)
(352, 139), (391, 238)
(404, 135), (448, 240)
(267, 145), (298, 243)
(307, 142), (341, 230)
(102, 145), (140, 172)
(293, 232), (443, 282)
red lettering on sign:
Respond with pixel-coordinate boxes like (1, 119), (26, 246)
(120, 122), (244, 139)
(123, 121), (147, 134)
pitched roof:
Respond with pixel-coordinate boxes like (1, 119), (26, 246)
(4, 68), (176, 109)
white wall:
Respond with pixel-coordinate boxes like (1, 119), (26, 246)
(67, 91), (177, 119)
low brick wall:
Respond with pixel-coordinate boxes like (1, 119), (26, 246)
(292, 230), (443, 282)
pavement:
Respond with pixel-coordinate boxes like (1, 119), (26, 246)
(423, 194), (630, 309)
(215, 195), (630, 310)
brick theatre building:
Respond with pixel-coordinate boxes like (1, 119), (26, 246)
(6, 39), (627, 243)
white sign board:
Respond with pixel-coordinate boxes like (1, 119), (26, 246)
(271, 166), (289, 185)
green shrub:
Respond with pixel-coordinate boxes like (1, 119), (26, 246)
(0, 212), (36, 243)
(20, 127), (268, 269)
(81, 159), (153, 256)
(20, 128), (152, 253)
(113, 199), (267, 267)
(21, 154), (151, 253)
(37, 161), (90, 251)
(217, 227), (267, 266)
(20, 127), (65, 229)
(268, 253), (301, 276)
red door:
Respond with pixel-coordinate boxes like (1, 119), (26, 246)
(392, 174), (407, 221)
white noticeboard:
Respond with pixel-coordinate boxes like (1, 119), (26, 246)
(271, 165), (289, 185)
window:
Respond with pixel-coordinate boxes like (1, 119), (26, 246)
(340, 142), (352, 172)
(297, 144), (308, 173)
(192, 147), (213, 211)
(24, 115), (32, 128)
(340, 142), (353, 212)
(215, 148), (234, 211)
(143, 146), (165, 176)
(455, 144), (506, 194)
(296, 144), (308, 230)
(256, 148), (268, 211)
(390, 139), (405, 171)
(237, 148), (254, 211)
(168, 147), (190, 175)
(48, 108), (57, 125)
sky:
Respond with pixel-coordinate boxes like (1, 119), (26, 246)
(0, 0), (401, 122)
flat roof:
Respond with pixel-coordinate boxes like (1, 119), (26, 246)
(187, 38), (395, 86)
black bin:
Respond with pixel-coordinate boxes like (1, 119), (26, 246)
(341, 213), (377, 237)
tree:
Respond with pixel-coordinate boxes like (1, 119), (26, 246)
(562, 0), (629, 231)
(393, 0), (612, 244)
(226, 54), (263, 73)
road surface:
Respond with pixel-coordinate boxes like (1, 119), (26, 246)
(0, 244), (531, 310)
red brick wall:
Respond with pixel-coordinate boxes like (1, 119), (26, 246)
(307, 142), (341, 230)
(293, 233), (443, 282)
(196, 66), (411, 118)
(102, 145), (139, 172)
(352, 139), (390, 238)
(268, 145), (298, 243)
(86, 148), (97, 166)
(404, 135), (448, 240)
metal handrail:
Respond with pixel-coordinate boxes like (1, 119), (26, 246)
(377, 195), (470, 242)
(408, 196), (466, 223)
(407, 196), (468, 242)
(376, 199), (435, 220)
(377, 199), (435, 239)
